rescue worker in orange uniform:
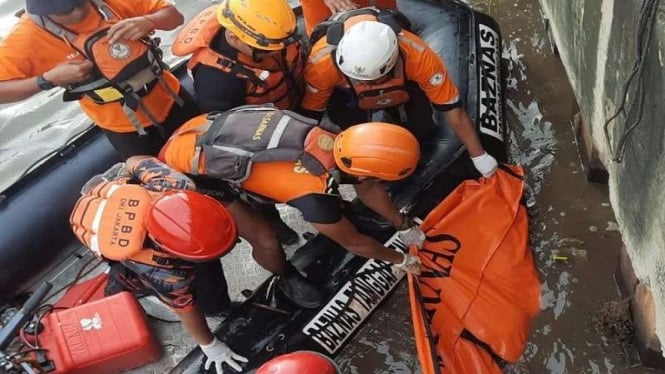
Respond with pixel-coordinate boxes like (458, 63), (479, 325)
(159, 105), (423, 274)
(300, 0), (397, 36)
(171, 0), (308, 245)
(0, 0), (200, 158)
(300, 8), (499, 178)
(70, 156), (248, 372)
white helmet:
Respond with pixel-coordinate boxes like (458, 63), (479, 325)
(335, 21), (399, 81)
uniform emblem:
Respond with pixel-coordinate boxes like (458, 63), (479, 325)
(80, 313), (103, 331)
(377, 98), (393, 106)
(109, 42), (131, 60)
(317, 134), (335, 151)
(429, 72), (445, 86)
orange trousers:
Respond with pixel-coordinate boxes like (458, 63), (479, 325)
(300, 0), (398, 36)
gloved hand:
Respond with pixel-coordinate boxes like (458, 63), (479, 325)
(471, 152), (498, 178)
(398, 226), (426, 249)
(394, 253), (421, 275)
(200, 338), (248, 373)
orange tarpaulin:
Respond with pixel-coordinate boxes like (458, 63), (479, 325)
(408, 165), (541, 374)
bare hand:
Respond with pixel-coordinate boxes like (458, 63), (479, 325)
(324, 0), (358, 13)
(107, 17), (155, 44)
(43, 60), (94, 86)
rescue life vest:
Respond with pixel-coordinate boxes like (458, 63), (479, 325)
(311, 7), (412, 110)
(170, 104), (339, 182)
(28, 0), (182, 135)
(172, 5), (306, 110)
(70, 181), (179, 267)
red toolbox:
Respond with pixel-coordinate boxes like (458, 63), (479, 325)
(38, 291), (162, 373)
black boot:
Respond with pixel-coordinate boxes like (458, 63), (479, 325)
(277, 264), (324, 309)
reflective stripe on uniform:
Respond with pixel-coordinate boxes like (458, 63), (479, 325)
(267, 115), (291, 149)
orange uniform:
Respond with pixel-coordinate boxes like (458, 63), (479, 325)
(70, 157), (199, 311)
(172, 5), (306, 112)
(161, 111), (345, 224)
(302, 28), (460, 113)
(0, 0), (180, 133)
(300, 0), (397, 36)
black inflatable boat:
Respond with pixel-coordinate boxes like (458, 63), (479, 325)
(173, 0), (507, 372)
(0, 0), (505, 371)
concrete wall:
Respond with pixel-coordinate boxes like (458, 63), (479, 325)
(538, 0), (665, 346)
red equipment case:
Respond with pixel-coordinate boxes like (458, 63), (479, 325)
(38, 291), (162, 373)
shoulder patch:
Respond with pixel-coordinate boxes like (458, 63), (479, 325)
(429, 72), (445, 86)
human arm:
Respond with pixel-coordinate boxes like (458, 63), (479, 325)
(0, 60), (93, 103)
(313, 217), (404, 263)
(126, 155), (197, 191)
(353, 179), (404, 228)
(435, 108), (498, 177)
(176, 307), (248, 372)
(107, 5), (184, 43)
(300, 46), (340, 113)
(404, 33), (497, 176)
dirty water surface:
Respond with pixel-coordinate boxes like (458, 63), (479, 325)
(337, 0), (652, 373)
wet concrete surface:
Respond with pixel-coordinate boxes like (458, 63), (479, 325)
(336, 0), (664, 372)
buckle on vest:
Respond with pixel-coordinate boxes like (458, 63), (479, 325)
(217, 58), (235, 69)
(152, 254), (181, 267)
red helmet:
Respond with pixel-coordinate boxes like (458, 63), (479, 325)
(256, 351), (340, 374)
(144, 191), (237, 262)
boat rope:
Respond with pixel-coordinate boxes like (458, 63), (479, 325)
(602, 0), (661, 163)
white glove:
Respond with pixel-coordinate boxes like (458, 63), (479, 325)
(398, 226), (426, 249)
(394, 253), (421, 275)
(471, 152), (498, 178)
(200, 338), (248, 373)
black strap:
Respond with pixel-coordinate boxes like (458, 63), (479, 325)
(151, 254), (185, 267)
(497, 163), (524, 180)
(460, 329), (507, 369)
(217, 56), (266, 87)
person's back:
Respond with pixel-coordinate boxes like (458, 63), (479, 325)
(70, 156), (248, 372)
(160, 105), (423, 274)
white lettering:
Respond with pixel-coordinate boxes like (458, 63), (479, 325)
(302, 226), (419, 354)
(478, 24), (504, 141)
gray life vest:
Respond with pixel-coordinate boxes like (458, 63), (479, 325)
(188, 104), (340, 183)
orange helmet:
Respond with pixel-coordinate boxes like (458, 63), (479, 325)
(333, 122), (420, 181)
(145, 191), (238, 262)
(216, 0), (297, 51)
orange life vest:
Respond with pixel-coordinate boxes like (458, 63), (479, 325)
(162, 105), (338, 182)
(28, 0), (181, 134)
(172, 6), (306, 110)
(311, 7), (411, 110)
(70, 180), (178, 267)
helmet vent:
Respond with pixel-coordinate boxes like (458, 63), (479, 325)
(341, 157), (352, 168)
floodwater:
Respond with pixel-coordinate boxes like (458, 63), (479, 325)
(338, 0), (654, 372)
(0, 0), (655, 372)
